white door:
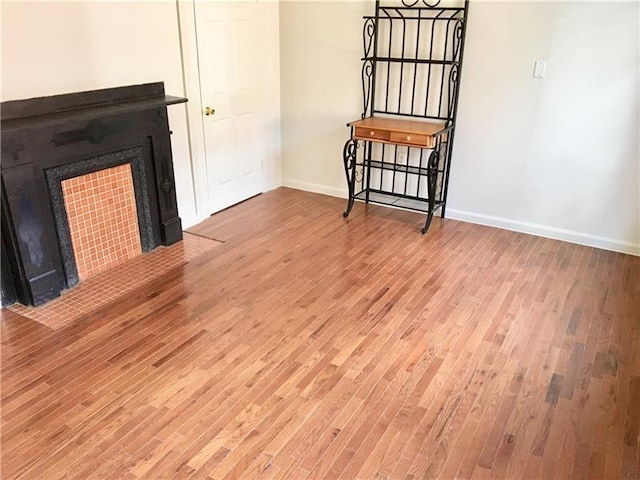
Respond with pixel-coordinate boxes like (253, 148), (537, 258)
(192, 1), (273, 214)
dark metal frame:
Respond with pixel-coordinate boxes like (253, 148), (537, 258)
(342, 0), (469, 233)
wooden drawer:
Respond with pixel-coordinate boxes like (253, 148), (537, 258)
(389, 131), (433, 147)
(354, 127), (390, 142)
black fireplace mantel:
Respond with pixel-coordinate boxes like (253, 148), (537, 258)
(1, 82), (187, 307)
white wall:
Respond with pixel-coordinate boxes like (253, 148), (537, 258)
(449, 1), (639, 254)
(1, 1), (199, 227)
(280, 1), (369, 198)
(280, 1), (640, 255)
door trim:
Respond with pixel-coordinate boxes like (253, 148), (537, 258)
(178, 0), (208, 221)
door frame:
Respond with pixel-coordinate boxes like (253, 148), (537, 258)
(177, 0), (282, 220)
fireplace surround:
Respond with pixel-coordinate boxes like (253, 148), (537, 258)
(1, 82), (187, 307)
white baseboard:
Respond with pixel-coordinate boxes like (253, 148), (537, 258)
(280, 179), (639, 256)
(446, 208), (640, 256)
(281, 178), (348, 199)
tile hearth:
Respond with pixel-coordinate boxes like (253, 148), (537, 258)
(7, 233), (222, 330)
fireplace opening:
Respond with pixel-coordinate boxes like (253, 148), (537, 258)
(61, 163), (142, 282)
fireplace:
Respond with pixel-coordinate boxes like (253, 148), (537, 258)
(1, 83), (187, 307)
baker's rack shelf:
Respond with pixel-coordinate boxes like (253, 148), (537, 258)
(342, 0), (469, 233)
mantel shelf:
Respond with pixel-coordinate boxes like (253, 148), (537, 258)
(1, 95), (187, 133)
(1, 82), (187, 133)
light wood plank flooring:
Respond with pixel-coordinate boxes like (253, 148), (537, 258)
(2, 187), (639, 479)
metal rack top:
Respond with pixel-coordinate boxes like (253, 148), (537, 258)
(361, 57), (460, 65)
(371, 7), (464, 14)
(376, 0), (466, 10)
(364, 14), (464, 22)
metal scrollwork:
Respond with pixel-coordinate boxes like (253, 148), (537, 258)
(452, 19), (465, 61)
(342, 139), (359, 217)
(363, 18), (376, 58)
(361, 60), (374, 119)
(447, 64), (460, 119)
(436, 176), (443, 199)
(427, 150), (439, 183)
(361, 17), (375, 119)
(400, 0), (418, 7)
(422, 149), (440, 233)
(355, 166), (364, 184)
(401, 0), (441, 7)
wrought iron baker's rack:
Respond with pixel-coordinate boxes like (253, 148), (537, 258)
(342, 0), (469, 233)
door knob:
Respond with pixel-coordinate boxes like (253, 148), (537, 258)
(204, 106), (215, 116)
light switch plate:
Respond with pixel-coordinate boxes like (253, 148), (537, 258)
(533, 60), (547, 79)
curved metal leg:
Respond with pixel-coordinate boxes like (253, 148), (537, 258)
(422, 150), (439, 234)
(342, 139), (358, 217)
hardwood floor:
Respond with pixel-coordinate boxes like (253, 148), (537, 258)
(2, 187), (639, 479)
